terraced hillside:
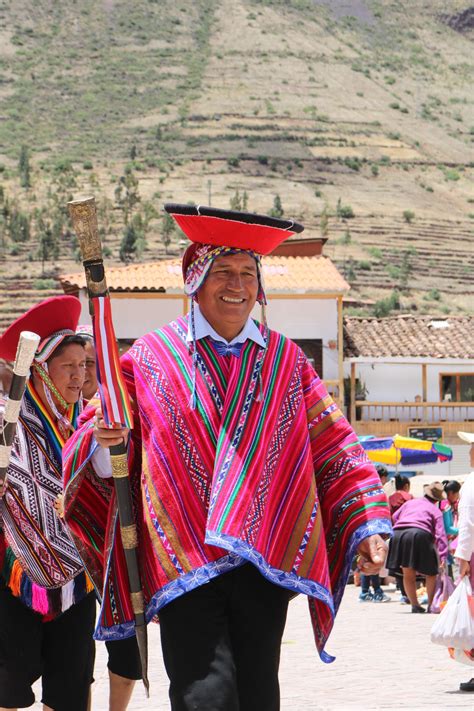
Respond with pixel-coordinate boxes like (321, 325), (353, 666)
(0, 0), (472, 327)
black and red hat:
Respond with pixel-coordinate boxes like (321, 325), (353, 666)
(165, 203), (304, 298)
(164, 203), (304, 256)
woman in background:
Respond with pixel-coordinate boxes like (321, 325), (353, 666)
(387, 481), (448, 613)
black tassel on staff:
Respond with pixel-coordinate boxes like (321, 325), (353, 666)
(0, 331), (40, 489)
(68, 196), (149, 695)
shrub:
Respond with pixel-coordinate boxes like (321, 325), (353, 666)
(374, 290), (400, 317)
(54, 158), (73, 173)
(269, 194), (284, 218)
(227, 157), (240, 168)
(444, 169), (460, 181)
(371, 164), (379, 177)
(403, 210), (415, 223)
(34, 278), (57, 290)
(83, 160), (93, 170)
(344, 157), (361, 171)
(339, 230), (351, 245)
(339, 204), (355, 219)
(368, 247), (382, 259)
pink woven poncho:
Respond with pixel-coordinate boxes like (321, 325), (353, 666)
(63, 317), (391, 660)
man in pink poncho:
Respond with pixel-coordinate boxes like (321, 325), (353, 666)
(63, 205), (392, 711)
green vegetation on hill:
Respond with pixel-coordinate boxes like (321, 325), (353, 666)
(0, 0), (472, 328)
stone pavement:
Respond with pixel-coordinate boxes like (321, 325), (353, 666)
(32, 583), (473, 710)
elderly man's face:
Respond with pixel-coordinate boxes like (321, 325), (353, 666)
(197, 252), (259, 341)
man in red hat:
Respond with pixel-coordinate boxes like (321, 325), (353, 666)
(0, 296), (97, 711)
(64, 206), (392, 711)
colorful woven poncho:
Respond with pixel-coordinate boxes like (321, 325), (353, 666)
(63, 317), (391, 661)
(0, 382), (93, 618)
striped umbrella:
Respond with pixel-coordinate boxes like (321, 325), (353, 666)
(360, 434), (453, 467)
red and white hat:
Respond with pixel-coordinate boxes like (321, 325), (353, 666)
(0, 295), (82, 363)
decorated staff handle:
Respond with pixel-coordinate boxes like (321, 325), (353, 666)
(67, 196), (149, 695)
(0, 331), (40, 487)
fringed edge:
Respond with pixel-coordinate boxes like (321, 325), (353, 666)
(1, 547), (94, 618)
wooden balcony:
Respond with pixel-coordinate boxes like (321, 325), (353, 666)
(352, 401), (474, 443)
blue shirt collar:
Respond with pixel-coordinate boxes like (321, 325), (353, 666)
(186, 304), (266, 348)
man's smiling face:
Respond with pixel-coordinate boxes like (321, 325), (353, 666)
(197, 252), (259, 341)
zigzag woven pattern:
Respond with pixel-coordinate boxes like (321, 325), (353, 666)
(63, 317), (391, 658)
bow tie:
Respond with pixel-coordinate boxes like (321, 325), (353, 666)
(208, 337), (244, 358)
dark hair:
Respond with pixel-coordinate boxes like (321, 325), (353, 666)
(395, 474), (410, 490)
(47, 334), (86, 362)
(442, 479), (461, 494)
(376, 465), (388, 477)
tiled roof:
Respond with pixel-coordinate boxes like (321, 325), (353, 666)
(344, 315), (474, 359)
(60, 256), (350, 295)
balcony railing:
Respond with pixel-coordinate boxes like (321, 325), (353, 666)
(354, 401), (474, 423)
(352, 401), (474, 441)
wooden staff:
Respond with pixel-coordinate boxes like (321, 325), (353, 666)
(0, 331), (40, 486)
(68, 196), (149, 695)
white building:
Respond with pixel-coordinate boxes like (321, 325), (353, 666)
(344, 314), (474, 448)
(60, 248), (350, 402)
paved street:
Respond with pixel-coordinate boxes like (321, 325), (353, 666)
(33, 582), (473, 710)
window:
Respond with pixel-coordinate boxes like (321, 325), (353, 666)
(293, 339), (323, 376)
(440, 373), (474, 402)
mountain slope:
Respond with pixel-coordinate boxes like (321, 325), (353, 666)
(0, 0), (472, 328)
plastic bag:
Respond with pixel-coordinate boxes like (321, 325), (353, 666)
(448, 647), (474, 666)
(430, 577), (474, 649)
(431, 573), (455, 614)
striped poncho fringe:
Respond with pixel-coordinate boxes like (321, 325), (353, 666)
(63, 317), (391, 659)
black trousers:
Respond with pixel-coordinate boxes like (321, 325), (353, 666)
(0, 585), (96, 711)
(159, 563), (291, 711)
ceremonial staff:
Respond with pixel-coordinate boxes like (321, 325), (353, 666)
(68, 197), (149, 694)
(0, 331), (40, 486)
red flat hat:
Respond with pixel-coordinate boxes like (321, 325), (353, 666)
(0, 295), (82, 361)
(164, 204), (304, 256)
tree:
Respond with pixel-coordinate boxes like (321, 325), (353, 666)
(115, 169), (141, 225)
(161, 212), (175, 254)
(399, 249), (414, 290)
(229, 190), (248, 212)
(36, 214), (59, 273)
(320, 206), (329, 238)
(269, 194), (283, 218)
(119, 218), (145, 263)
(19, 145), (31, 189)
(8, 208), (30, 243)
